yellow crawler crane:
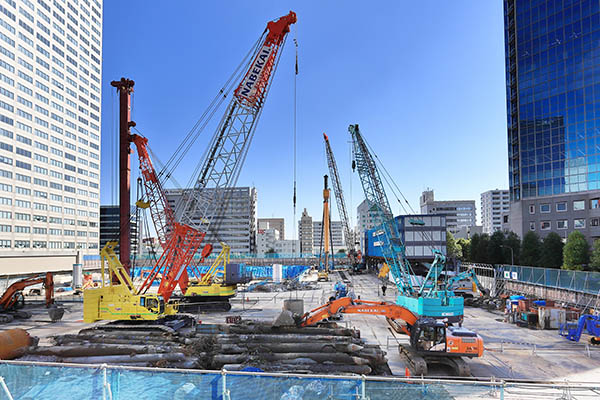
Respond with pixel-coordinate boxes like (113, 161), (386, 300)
(179, 243), (237, 312)
(83, 242), (179, 323)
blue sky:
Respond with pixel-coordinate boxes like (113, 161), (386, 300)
(100, 1), (508, 239)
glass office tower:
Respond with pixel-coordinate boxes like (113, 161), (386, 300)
(505, 0), (600, 242)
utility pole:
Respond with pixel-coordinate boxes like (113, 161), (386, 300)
(111, 78), (135, 274)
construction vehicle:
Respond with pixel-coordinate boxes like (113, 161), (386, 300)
(349, 124), (464, 323)
(116, 12), (297, 313)
(300, 297), (484, 376)
(177, 243), (238, 312)
(446, 267), (489, 299)
(317, 175), (334, 281)
(323, 133), (360, 272)
(559, 314), (600, 345)
(83, 242), (186, 326)
(0, 272), (62, 323)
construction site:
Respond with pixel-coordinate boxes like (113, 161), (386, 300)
(1, 6), (600, 400)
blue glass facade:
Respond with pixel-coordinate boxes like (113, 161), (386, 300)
(505, 0), (600, 201)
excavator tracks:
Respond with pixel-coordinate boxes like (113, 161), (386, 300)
(398, 344), (471, 377)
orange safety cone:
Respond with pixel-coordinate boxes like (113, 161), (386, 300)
(405, 367), (410, 377)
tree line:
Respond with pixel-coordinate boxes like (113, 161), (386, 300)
(446, 230), (600, 271)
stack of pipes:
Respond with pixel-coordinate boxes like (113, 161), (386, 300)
(16, 321), (390, 375)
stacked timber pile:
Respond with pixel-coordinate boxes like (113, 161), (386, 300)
(16, 321), (391, 375)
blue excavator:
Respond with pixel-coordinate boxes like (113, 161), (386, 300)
(560, 314), (600, 344)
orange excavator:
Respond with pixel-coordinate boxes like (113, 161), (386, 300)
(299, 297), (484, 376)
(0, 272), (62, 323)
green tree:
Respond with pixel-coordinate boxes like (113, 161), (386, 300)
(540, 232), (564, 269)
(265, 248), (275, 254)
(337, 249), (346, 254)
(590, 240), (600, 272)
(456, 238), (471, 261)
(520, 231), (541, 267)
(563, 231), (589, 270)
(470, 234), (490, 263)
(446, 231), (462, 260)
(468, 234), (480, 262)
(487, 231), (506, 264)
(504, 231), (521, 265)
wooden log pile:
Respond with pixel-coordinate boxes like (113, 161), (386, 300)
(16, 320), (391, 375)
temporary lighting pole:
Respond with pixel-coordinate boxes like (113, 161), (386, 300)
(111, 77), (135, 274)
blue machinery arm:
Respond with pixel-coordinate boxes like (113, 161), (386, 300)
(349, 124), (465, 323)
(348, 124), (415, 296)
(560, 314), (600, 342)
(444, 267), (489, 297)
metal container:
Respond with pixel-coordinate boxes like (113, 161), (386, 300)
(538, 307), (566, 330)
(0, 328), (33, 359)
(283, 299), (304, 315)
(72, 263), (83, 289)
(273, 264), (283, 283)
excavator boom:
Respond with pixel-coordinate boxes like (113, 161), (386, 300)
(0, 273), (54, 311)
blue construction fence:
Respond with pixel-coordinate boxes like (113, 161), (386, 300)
(83, 253), (348, 261)
(128, 264), (310, 283)
(498, 264), (600, 295)
(0, 361), (529, 400)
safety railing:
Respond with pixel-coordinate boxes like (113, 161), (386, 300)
(2, 360), (600, 399)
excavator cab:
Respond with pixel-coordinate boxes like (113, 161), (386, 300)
(410, 318), (484, 358)
(410, 318), (448, 354)
(140, 296), (164, 315)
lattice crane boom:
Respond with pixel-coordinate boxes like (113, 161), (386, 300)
(348, 124), (415, 295)
(323, 133), (355, 261)
(180, 12), (297, 237)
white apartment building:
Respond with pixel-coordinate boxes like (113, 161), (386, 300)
(357, 199), (378, 253)
(481, 189), (510, 235)
(257, 218), (284, 240)
(256, 227), (279, 255)
(166, 187), (257, 255)
(312, 220), (344, 254)
(420, 189), (476, 235)
(273, 239), (299, 254)
(298, 208), (312, 254)
(0, 0), (103, 255)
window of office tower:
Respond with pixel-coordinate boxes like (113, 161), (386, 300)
(506, 0), (600, 199)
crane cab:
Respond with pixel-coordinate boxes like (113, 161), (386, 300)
(409, 318), (483, 358)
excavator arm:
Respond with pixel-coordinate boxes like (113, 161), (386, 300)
(299, 297), (417, 334)
(446, 268), (489, 296)
(0, 273), (54, 311)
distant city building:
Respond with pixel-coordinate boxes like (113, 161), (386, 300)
(312, 220), (344, 254)
(100, 206), (138, 255)
(454, 225), (483, 240)
(481, 189), (510, 235)
(298, 208), (313, 254)
(257, 218), (285, 240)
(504, 0), (600, 244)
(357, 199), (378, 253)
(364, 214), (447, 263)
(166, 187), (257, 254)
(274, 239), (299, 254)
(0, 0), (104, 254)
(420, 189), (476, 235)
(256, 228), (279, 256)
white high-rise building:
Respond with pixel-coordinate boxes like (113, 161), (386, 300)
(357, 199), (378, 253)
(0, 0), (103, 255)
(481, 189), (510, 235)
(166, 187), (257, 255)
(312, 220), (344, 254)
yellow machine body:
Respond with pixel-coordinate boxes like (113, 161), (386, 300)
(185, 282), (236, 298)
(83, 241), (178, 323)
(184, 243), (237, 300)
